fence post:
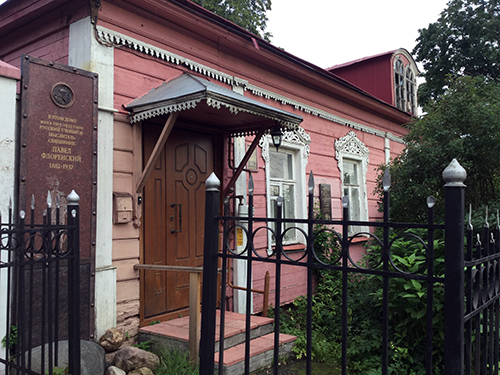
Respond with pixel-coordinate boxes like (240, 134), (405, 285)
(67, 190), (81, 375)
(200, 173), (220, 375)
(443, 159), (466, 374)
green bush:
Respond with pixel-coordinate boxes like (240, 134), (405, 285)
(276, 224), (445, 374)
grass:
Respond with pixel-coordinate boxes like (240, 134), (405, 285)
(153, 347), (341, 375)
(250, 358), (342, 375)
(155, 348), (199, 375)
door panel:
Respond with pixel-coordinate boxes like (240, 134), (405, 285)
(143, 127), (213, 318)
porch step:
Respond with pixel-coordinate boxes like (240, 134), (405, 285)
(139, 311), (274, 353)
(138, 311), (297, 374)
(214, 332), (296, 375)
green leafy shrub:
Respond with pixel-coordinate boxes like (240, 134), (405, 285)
(2, 325), (17, 349)
(275, 223), (445, 374)
(365, 229), (445, 374)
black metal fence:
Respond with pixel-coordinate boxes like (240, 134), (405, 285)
(199, 159), (500, 374)
(0, 191), (81, 375)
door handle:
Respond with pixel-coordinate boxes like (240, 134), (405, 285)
(170, 202), (182, 233)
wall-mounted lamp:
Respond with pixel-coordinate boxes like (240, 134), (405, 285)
(270, 126), (282, 152)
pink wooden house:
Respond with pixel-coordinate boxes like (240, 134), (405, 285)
(0, 0), (418, 340)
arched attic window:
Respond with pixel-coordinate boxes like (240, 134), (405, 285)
(394, 58), (405, 111)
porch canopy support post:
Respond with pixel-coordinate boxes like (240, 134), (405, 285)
(222, 126), (266, 197)
(135, 112), (178, 194)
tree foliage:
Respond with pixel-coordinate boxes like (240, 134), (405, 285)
(193, 0), (272, 41)
(413, 0), (500, 108)
(376, 76), (500, 223)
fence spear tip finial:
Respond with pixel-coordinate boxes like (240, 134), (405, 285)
(31, 194), (35, 209)
(248, 172), (254, 195)
(342, 195), (349, 208)
(308, 171), (314, 194)
(485, 206), (489, 228)
(427, 196), (436, 208)
(205, 172), (220, 192)
(67, 190), (80, 204)
(383, 168), (391, 192)
(443, 159), (466, 187)
(47, 191), (52, 208)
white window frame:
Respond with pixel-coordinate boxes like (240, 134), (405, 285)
(260, 127), (310, 253)
(335, 131), (369, 235)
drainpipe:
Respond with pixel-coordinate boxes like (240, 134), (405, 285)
(232, 135), (254, 314)
(233, 200), (253, 313)
(0, 61), (20, 375)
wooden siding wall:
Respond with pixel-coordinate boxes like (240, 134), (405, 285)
(113, 114), (141, 336)
(0, 2), (88, 67)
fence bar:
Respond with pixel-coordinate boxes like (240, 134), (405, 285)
(464, 209), (473, 375)
(244, 175), (254, 375)
(17, 211), (27, 374)
(217, 197), (230, 375)
(425, 197), (435, 375)
(306, 172), (314, 375)
(200, 173), (221, 375)
(381, 171), (390, 375)
(495, 222), (500, 374)
(443, 159), (466, 374)
(273, 196), (283, 375)
(68, 191), (81, 375)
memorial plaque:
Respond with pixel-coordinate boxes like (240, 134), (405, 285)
(19, 55), (98, 260)
(319, 184), (332, 220)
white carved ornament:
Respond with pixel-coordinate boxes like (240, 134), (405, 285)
(334, 131), (369, 162)
(259, 127), (311, 164)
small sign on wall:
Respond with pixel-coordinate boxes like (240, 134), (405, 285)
(113, 192), (133, 224)
(319, 184), (332, 220)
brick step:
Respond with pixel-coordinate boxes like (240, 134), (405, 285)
(138, 311), (275, 353)
(214, 332), (297, 375)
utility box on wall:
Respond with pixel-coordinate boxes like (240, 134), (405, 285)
(113, 192), (133, 224)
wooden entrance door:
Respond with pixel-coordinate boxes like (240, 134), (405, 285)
(143, 127), (214, 319)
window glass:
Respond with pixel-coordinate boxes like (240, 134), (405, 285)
(269, 150), (296, 244)
(343, 159), (362, 232)
(343, 160), (358, 185)
(269, 151), (293, 180)
(270, 185), (280, 197)
(394, 59), (405, 111)
(405, 69), (416, 114)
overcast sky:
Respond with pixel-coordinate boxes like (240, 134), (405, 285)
(266, 0), (450, 70)
(0, 0), (450, 71)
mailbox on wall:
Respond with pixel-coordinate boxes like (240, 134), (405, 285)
(113, 192), (133, 224)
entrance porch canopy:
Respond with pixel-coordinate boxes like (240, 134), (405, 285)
(125, 73), (303, 196)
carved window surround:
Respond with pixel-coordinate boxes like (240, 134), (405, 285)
(260, 127), (311, 254)
(335, 131), (370, 233)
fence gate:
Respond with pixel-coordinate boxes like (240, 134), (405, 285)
(199, 159), (500, 375)
(0, 191), (81, 375)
